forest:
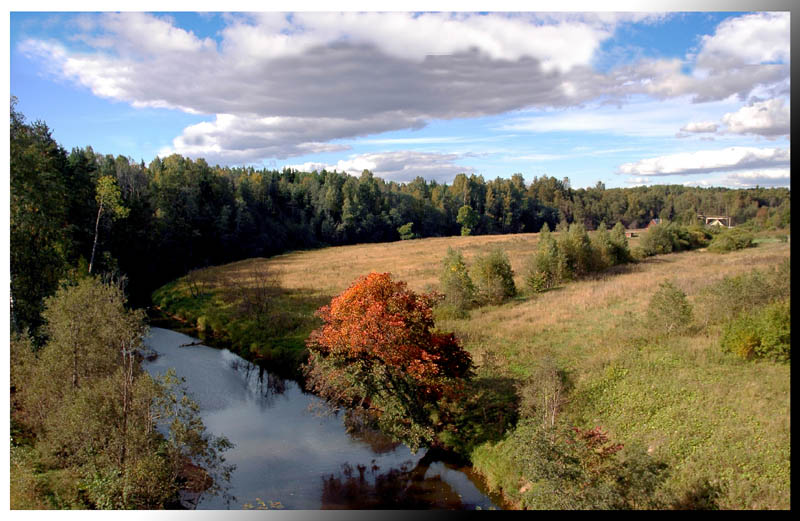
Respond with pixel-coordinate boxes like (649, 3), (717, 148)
(9, 99), (792, 509)
(10, 98), (791, 338)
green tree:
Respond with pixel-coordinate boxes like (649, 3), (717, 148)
(456, 205), (479, 236)
(89, 175), (130, 274)
(10, 97), (71, 334)
(438, 247), (475, 317)
(471, 248), (516, 305)
(11, 277), (233, 509)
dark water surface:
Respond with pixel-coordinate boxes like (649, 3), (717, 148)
(143, 327), (499, 510)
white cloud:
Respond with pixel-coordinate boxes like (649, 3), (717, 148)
(285, 151), (475, 183)
(682, 168), (790, 188)
(722, 98), (790, 137)
(696, 12), (790, 70)
(618, 146), (790, 176)
(679, 121), (718, 133)
(17, 12), (791, 165)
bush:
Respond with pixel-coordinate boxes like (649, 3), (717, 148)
(694, 261), (790, 328)
(471, 248), (516, 305)
(720, 299), (790, 362)
(646, 280), (693, 336)
(437, 247), (475, 318)
(397, 222), (416, 240)
(524, 224), (566, 293)
(707, 228), (755, 253)
(639, 222), (675, 256)
(557, 223), (595, 278)
(502, 421), (669, 509)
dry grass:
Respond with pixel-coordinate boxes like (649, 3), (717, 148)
(162, 233), (791, 510)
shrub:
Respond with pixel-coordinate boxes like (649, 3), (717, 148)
(639, 222), (675, 256)
(471, 248), (516, 305)
(721, 299), (790, 362)
(437, 247), (475, 318)
(524, 224), (566, 293)
(707, 228), (755, 253)
(646, 280), (693, 336)
(557, 223), (595, 278)
(397, 222), (416, 240)
(504, 421), (669, 509)
(609, 222), (633, 264)
(694, 261), (790, 328)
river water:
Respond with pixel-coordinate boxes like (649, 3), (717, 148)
(143, 327), (499, 510)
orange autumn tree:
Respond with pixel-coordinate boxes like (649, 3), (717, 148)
(304, 272), (473, 451)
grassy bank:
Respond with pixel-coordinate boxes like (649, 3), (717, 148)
(152, 231), (790, 509)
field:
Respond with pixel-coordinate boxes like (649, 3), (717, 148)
(153, 232), (790, 509)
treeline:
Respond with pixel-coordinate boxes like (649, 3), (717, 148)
(10, 99), (791, 335)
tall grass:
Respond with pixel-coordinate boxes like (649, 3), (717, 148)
(153, 232), (790, 509)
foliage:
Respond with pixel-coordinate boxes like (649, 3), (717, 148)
(557, 222), (596, 278)
(437, 247), (475, 318)
(720, 299), (790, 362)
(707, 228), (755, 253)
(304, 272), (473, 451)
(10, 102), (792, 331)
(646, 281), (693, 336)
(524, 223), (566, 293)
(397, 222), (416, 240)
(516, 358), (568, 428)
(693, 261), (790, 329)
(10, 277), (233, 509)
(471, 248), (517, 305)
(456, 205), (479, 236)
(495, 421), (669, 509)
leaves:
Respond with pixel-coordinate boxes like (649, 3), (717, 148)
(304, 272), (473, 450)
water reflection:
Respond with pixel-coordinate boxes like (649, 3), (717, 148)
(144, 327), (498, 510)
(322, 454), (466, 509)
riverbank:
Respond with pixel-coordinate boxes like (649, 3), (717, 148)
(151, 233), (791, 509)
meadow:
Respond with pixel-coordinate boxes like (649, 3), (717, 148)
(153, 230), (790, 509)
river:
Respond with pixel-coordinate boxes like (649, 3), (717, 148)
(143, 326), (500, 510)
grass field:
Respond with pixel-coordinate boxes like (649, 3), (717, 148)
(152, 231), (790, 509)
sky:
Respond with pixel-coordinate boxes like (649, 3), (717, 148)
(8, 6), (792, 189)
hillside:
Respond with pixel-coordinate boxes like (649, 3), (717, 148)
(152, 232), (790, 509)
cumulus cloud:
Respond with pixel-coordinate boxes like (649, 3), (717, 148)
(682, 168), (790, 188)
(18, 11), (791, 164)
(679, 121), (718, 133)
(618, 146), (790, 176)
(285, 151), (475, 183)
(631, 12), (790, 103)
(722, 98), (790, 137)
(675, 97), (789, 139)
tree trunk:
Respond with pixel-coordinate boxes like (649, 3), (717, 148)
(88, 203), (103, 274)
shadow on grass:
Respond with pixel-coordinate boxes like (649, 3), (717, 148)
(440, 376), (519, 456)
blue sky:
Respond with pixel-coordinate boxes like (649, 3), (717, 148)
(9, 9), (790, 189)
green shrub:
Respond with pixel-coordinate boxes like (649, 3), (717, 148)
(639, 222), (675, 256)
(646, 280), (693, 336)
(609, 222), (633, 264)
(524, 224), (566, 293)
(557, 223), (595, 278)
(721, 299), (790, 362)
(397, 222), (416, 240)
(502, 421), (669, 509)
(694, 261), (790, 328)
(471, 248), (516, 305)
(707, 228), (755, 253)
(437, 247), (475, 318)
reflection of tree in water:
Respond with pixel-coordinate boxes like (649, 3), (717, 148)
(343, 409), (401, 454)
(227, 357), (288, 407)
(320, 451), (466, 509)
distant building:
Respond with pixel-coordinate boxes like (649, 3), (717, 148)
(647, 218), (662, 228)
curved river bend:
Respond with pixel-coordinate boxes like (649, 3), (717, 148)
(143, 327), (499, 510)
